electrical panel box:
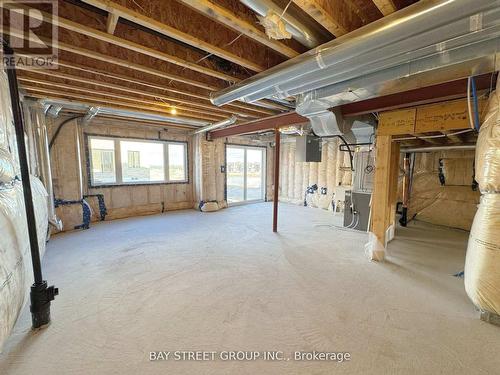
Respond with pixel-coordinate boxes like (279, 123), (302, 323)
(343, 191), (371, 231)
(295, 135), (322, 162)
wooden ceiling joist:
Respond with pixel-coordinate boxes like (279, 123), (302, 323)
(81, 0), (266, 72)
(51, 60), (276, 116)
(54, 61), (276, 116)
(6, 4), (238, 82)
(20, 81), (224, 122)
(292, 0), (348, 37)
(18, 76), (231, 121)
(106, 11), (120, 34)
(177, 0), (299, 59)
(9, 24), (283, 116)
(9, 32), (217, 91)
(18, 69), (261, 119)
(27, 93), (199, 130)
(23, 87), (215, 123)
(372, 0), (397, 16)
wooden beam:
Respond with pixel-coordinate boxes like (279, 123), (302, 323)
(413, 133), (447, 145)
(372, 0), (397, 16)
(52, 61), (276, 116)
(292, 0), (348, 36)
(9, 32), (217, 91)
(106, 11), (120, 34)
(81, 0), (265, 72)
(376, 98), (486, 138)
(19, 69), (262, 119)
(209, 112), (307, 139)
(387, 142), (400, 234)
(22, 87), (217, 122)
(19, 78), (227, 121)
(10, 28), (282, 114)
(6, 4), (238, 82)
(177, 0), (299, 58)
(368, 135), (398, 261)
(441, 130), (464, 144)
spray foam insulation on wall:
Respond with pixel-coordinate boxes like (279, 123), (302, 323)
(278, 138), (352, 210)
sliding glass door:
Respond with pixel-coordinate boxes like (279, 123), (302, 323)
(226, 145), (266, 204)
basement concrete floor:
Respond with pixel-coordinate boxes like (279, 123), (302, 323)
(1, 203), (499, 374)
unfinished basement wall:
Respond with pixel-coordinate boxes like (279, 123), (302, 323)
(405, 149), (480, 231)
(48, 116), (194, 231)
(0, 72), (48, 350)
(278, 137), (353, 209)
(194, 134), (273, 207)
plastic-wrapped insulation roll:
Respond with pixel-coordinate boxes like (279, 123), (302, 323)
(294, 149), (303, 201)
(288, 144), (295, 201)
(464, 80), (500, 317)
(464, 194), (500, 314)
(475, 85), (500, 193)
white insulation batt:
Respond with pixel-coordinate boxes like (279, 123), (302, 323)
(464, 79), (500, 316)
(278, 138), (353, 209)
(406, 150), (479, 231)
(0, 69), (49, 350)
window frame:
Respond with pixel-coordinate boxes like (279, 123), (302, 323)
(86, 134), (189, 188)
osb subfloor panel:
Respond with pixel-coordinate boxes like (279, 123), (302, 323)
(1, 203), (499, 374)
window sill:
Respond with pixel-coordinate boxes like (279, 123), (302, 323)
(89, 180), (190, 189)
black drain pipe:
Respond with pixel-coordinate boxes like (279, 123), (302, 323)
(3, 43), (58, 328)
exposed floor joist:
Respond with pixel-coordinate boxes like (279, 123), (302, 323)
(81, 0), (266, 72)
(9, 32), (217, 91)
(372, 0), (397, 16)
(19, 78), (229, 122)
(6, 5), (238, 83)
(24, 87), (215, 123)
(49, 60), (276, 116)
(18, 69), (262, 119)
(292, 0), (348, 36)
(106, 11), (120, 34)
(177, 0), (299, 58)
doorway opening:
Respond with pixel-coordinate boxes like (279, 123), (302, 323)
(226, 145), (266, 205)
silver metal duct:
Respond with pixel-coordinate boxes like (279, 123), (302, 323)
(38, 99), (209, 127)
(212, 0), (500, 107)
(46, 104), (62, 118)
(191, 116), (237, 135)
(80, 106), (100, 125)
(32, 104), (63, 230)
(240, 0), (322, 48)
(401, 145), (476, 153)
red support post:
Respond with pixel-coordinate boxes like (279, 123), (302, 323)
(273, 128), (280, 232)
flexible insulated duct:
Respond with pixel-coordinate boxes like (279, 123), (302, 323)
(211, 0), (500, 107)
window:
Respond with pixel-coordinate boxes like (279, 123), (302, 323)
(120, 140), (165, 183)
(90, 138), (116, 184)
(88, 136), (188, 186)
(168, 143), (187, 181)
(127, 151), (140, 168)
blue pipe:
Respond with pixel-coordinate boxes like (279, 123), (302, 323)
(471, 77), (481, 131)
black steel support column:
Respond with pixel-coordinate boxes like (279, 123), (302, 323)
(399, 152), (411, 227)
(3, 42), (58, 329)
